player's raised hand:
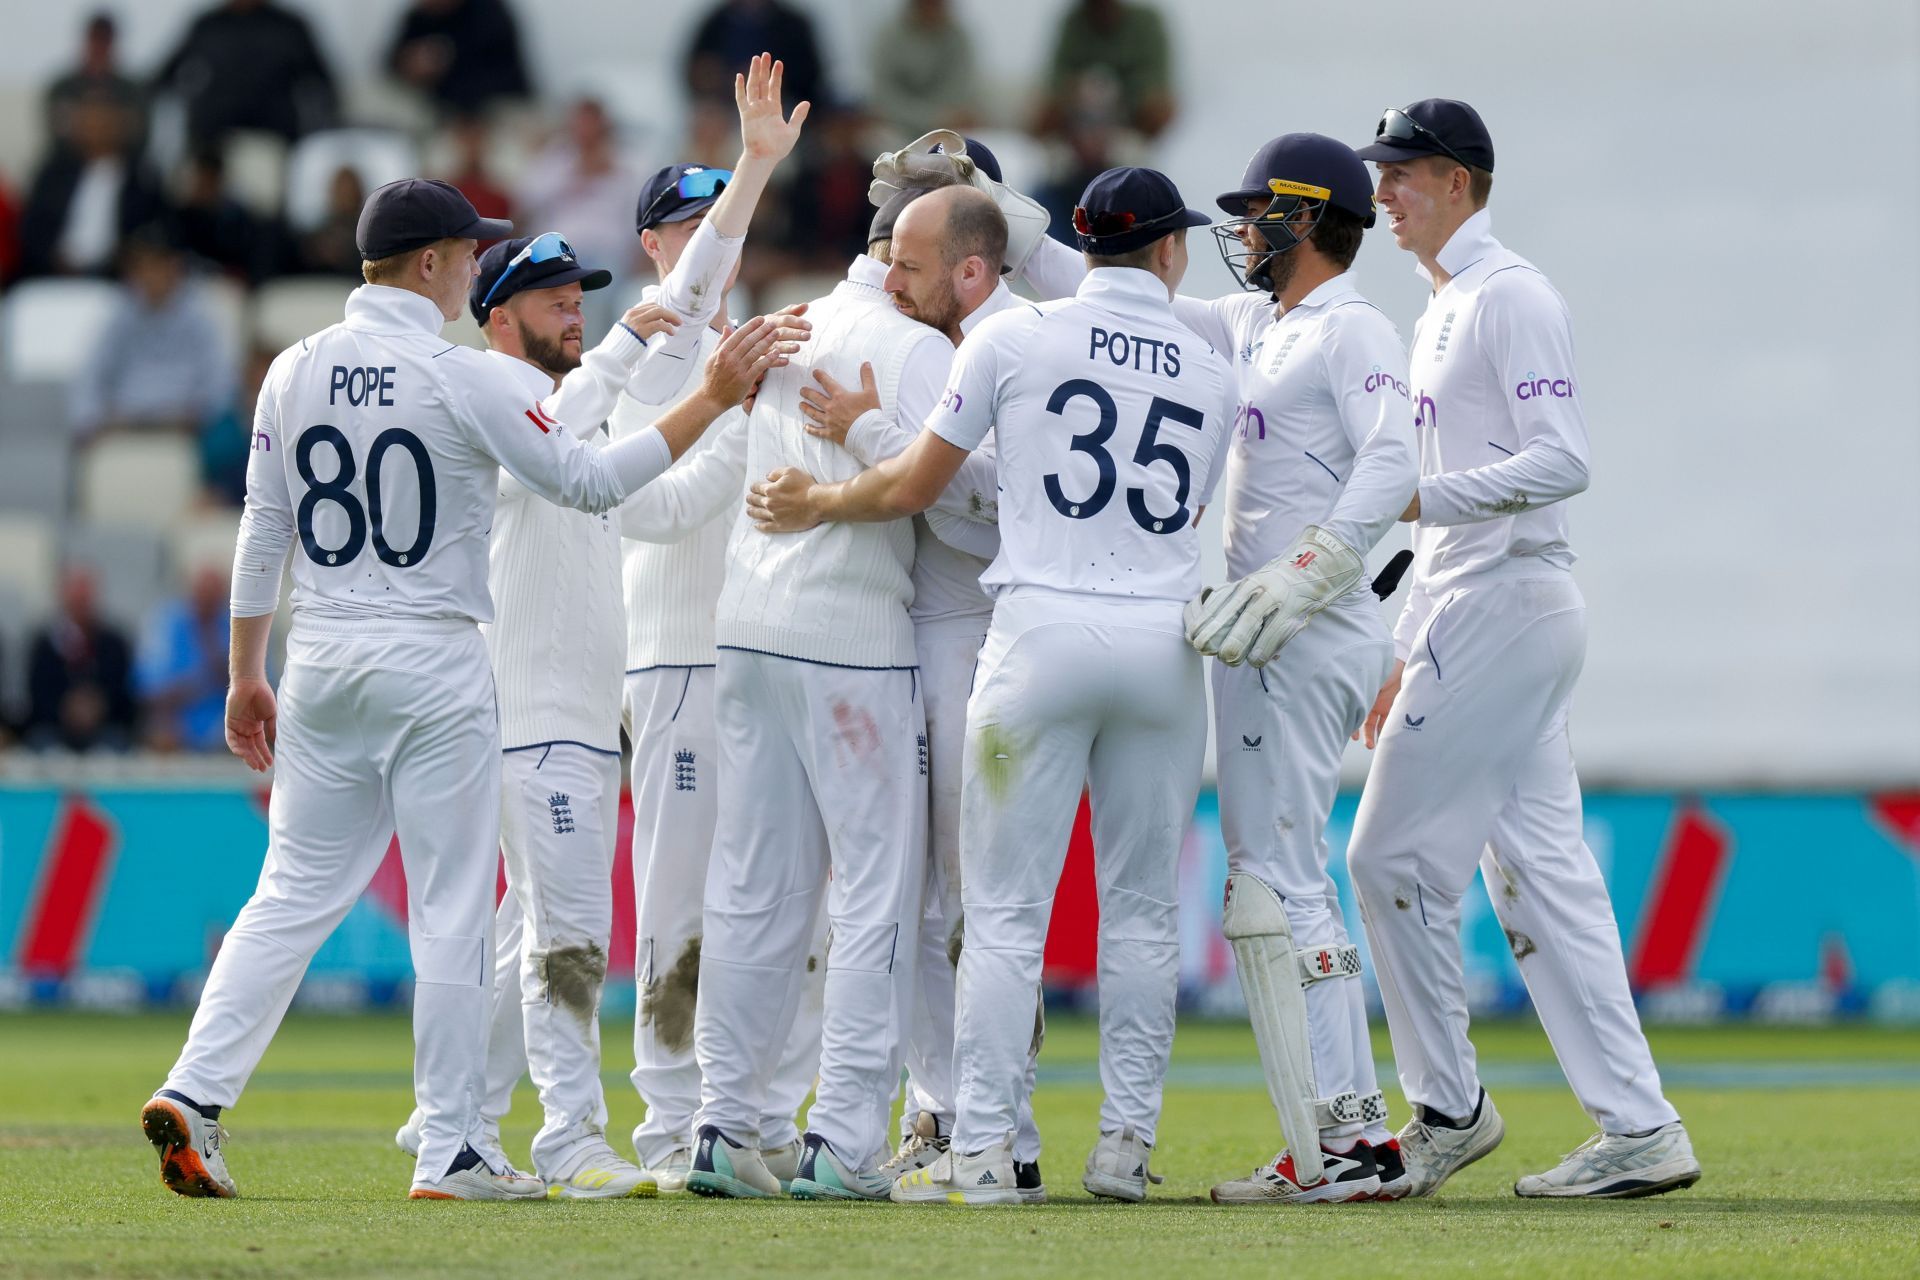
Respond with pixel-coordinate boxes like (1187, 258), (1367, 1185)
(621, 301), (682, 342)
(737, 52), (809, 163)
(746, 467), (823, 534)
(799, 362), (880, 444)
(225, 676), (278, 772)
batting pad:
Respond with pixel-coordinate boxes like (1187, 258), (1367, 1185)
(1223, 872), (1327, 1186)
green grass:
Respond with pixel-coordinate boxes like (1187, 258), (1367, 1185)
(3, 1012), (1917, 1278)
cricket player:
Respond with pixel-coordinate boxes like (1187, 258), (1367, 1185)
(139, 177), (792, 1200)
(610, 68), (828, 1193)
(682, 174), (1019, 1204)
(749, 167), (1237, 1205)
(795, 170), (1045, 1199)
(1345, 99), (1699, 1198)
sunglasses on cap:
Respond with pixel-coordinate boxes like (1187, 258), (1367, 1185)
(1071, 204), (1184, 239)
(1375, 108), (1475, 172)
(640, 167), (733, 230)
(480, 231), (577, 309)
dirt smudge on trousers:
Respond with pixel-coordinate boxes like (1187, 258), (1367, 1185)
(1505, 928), (1537, 962)
(541, 943), (608, 1027)
(641, 935), (701, 1053)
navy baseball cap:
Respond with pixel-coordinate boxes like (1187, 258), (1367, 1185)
(1356, 99), (1495, 172)
(636, 164), (731, 233)
(931, 135), (1003, 184)
(1073, 167), (1209, 256)
(357, 178), (512, 260)
(468, 233), (613, 324)
(1217, 133), (1376, 228)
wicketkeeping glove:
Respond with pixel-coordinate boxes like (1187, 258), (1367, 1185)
(868, 130), (1052, 277)
(1184, 526), (1366, 668)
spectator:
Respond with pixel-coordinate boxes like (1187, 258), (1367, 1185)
(778, 106), (879, 270)
(515, 98), (643, 317)
(1032, 0), (1175, 141)
(18, 89), (165, 278)
(439, 114), (513, 231)
(25, 566), (137, 753)
(199, 344), (275, 505)
(173, 148), (277, 283)
(388, 0), (533, 118)
(685, 0), (826, 112)
(868, 0), (980, 140)
(136, 564), (232, 753)
(45, 11), (146, 158)
(69, 227), (234, 439)
(1035, 116), (1121, 245)
(296, 165), (367, 276)
(153, 0), (336, 148)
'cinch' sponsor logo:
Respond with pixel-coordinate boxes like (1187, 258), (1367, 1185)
(1515, 372), (1576, 400)
(1364, 365), (1409, 397)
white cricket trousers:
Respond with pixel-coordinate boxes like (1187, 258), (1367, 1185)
(624, 666), (825, 1164)
(902, 619), (1042, 1162)
(952, 595), (1206, 1155)
(498, 740), (623, 1174)
(693, 650), (926, 1166)
(1213, 597), (1394, 1147)
(164, 619), (499, 1181)
(1348, 574), (1679, 1134)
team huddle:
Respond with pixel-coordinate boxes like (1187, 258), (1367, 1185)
(138, 55), (1703, 1207)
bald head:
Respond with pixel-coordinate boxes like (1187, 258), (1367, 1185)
(896, 185), (1008, 274)
(884, 185), (1008, 341)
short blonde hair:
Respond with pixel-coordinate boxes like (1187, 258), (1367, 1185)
(360, 237), (461, 285)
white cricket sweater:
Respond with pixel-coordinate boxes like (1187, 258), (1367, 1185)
(714, 256), (954, 667)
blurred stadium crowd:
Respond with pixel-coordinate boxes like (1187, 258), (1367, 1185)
(0, 0), (1180, 757)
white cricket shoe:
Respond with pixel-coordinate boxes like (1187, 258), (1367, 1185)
(640, 1145), (693, 1194)
(686, 1124), (782, 1198)
(409, 1145), (546, 1200)
(1515, 1122), (1701, 1199)
(789, 1133), (893, 1200)
(141, 1092), (237, 1198)
(1396, 1090), (1505, 1198)
(544, 1136), (658, 1200)
(891, 1139), (1021, 1206)
(879, 1110), (950, 1181)
(1082, 1126), (1164, 1203)
(760, 1138), (803, 1193)
(1210, 1143), (1381, 1205)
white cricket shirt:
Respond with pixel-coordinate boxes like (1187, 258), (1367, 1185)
(232, 285), (671, 624)
(929, 267), (1236, 617)
(1393, 209), (1592, 659)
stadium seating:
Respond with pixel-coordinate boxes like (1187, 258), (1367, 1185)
(252, 276), (354, 352)
(284, 129), (421, 233)
(0, 513), (56, 621)
(64, 520), (168, 633)
(76, 434), (201, 537)
(200, 276), (250, 365)
(222, 129), (290, 218)
(170, 510), (241, 579)
(1, 279), (121, 384)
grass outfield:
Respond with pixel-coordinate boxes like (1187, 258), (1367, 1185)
(3, 1013), (1917, 1279)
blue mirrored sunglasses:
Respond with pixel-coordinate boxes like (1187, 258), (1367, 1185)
(480, 231), (575, 309)
(641, 168), (732, 229)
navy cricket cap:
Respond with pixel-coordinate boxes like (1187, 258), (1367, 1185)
(1217, 133), (1376, 228)
(357, 178), (512, 260)
(468, 234), (613, 324)
(1355, 99), (1495, 172)
(1074, 167), (1209, 256)
(931, 135), (1003, 184)
(636, 164), (729, 233)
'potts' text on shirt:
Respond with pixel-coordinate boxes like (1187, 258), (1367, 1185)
(1088, 326), (1180, 378)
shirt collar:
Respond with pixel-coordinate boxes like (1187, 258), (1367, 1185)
(1286, 270), (1360, 315)
(1416, 208), (1496, 286)
(845, 253), (889, 295)
(960, 280), (1016, 336)
(1076, 266), (1171, 309)
(344, 284), (449, 335)
(484, 346), (557, 394)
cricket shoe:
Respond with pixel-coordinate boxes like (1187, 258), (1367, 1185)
(638, 1144), (693, 1194)
(543, 1135), (658, 1200)
(789, 1133), (893, 1200)
(1396, 1089), (1504, 1198)
(1209, 1143), (1381, 1205)
(1014, 1159), (1046, 1205)
(760, 1138), (803, 1193)
(879, 1110), (950, 1182)
(891, 1140), (1021, 1206)
(395, 1109), (514, 1172)
(1514, 1122), (1701, 1199)
(685, 1124), (781, 1198)
(409, 1145), (546, 1200)
(140, 1091), (236, 1198)
(1369, 1138), (1412, 1200)
(1082, 1126), (1164, 1203)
